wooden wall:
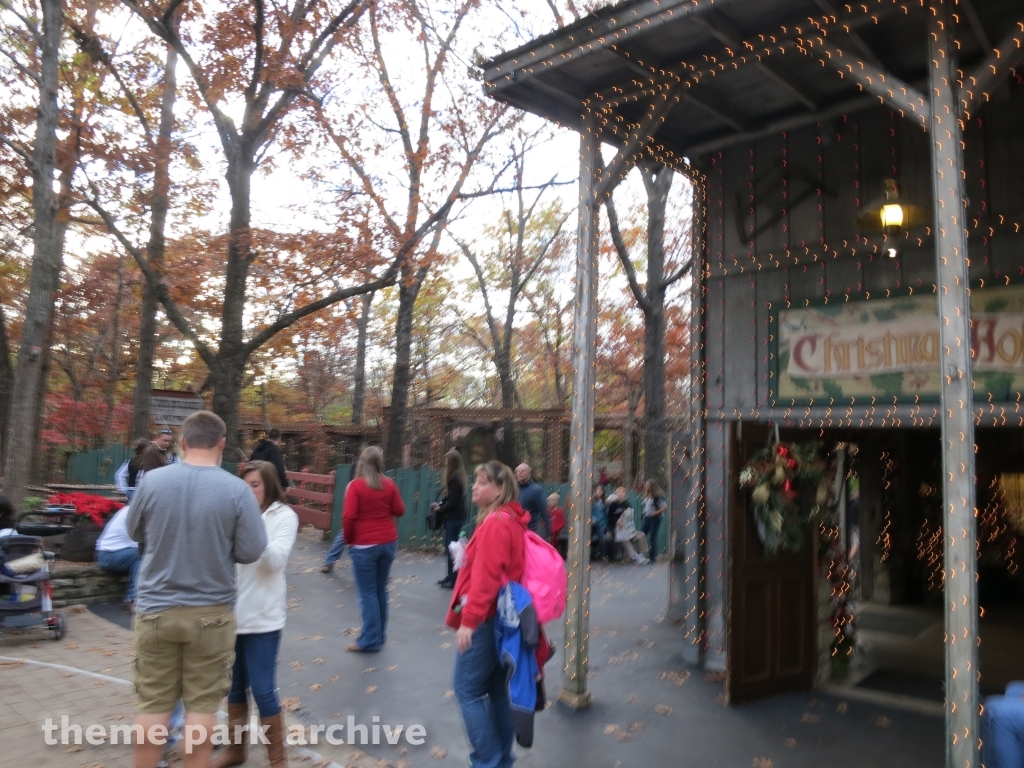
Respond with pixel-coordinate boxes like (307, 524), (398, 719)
(678, 82), (1024, 668)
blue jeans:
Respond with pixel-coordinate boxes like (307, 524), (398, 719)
(592, 521), (607, 559)
(96, 547), (140, 601)
(640, 515), (662, 562)
(983, 688), (1024, 768)
(454, 618), (514, 768)
(227, 631), (283, 717)
(324, 531), (347, 565)
(350, 542), (397, 651)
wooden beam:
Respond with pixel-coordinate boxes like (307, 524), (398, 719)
(484, 0), (721, 93)
(800, 37), (930, 129)
(684, 94), (875, 158)
(928, 3), (979, 767)
(594, 81), (681, 203)
(693, 11), (818, 111)
(810, 0), (883, 66)
(960, 0), (993, 52)
(960, 19), (1024, 118)
(560, 112), (600, 711)
(683, 91), (746, 132)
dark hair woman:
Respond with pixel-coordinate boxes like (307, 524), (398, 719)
(345, 446), (405, 652)
(447, 461), (530, 768)
(214, 461), (298, 768)
(640, 480), (668, 564)
(433, 449), (468, 589)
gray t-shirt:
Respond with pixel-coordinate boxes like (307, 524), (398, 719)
(127, 462), (267, 614)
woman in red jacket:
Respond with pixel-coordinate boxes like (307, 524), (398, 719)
(447, 460), (528, 768)
(344, 446), (405, 653)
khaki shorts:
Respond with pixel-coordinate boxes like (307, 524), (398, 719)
(133, 605), (235, 714)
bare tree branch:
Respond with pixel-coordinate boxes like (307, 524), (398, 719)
(605, 196), (652, 313)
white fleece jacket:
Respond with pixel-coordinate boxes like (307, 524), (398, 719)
(235, 501), (299, 634)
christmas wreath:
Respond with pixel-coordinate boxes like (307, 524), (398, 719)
(738, 441), (833, 555)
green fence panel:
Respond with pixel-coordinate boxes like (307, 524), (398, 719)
(330, 463), (353, 539)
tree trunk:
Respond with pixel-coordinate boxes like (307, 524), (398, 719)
(212, 153), (256, 459)
(131, 43), (177, 440)
(623, 400), (635, 490)
(3, 0), (63, 509)
(640, 166), (672, 486)
(0, 304), (13, 461)
(101, 255), (127, 446)
(351, 291), (373, 426)
(384, 268), (426, 469)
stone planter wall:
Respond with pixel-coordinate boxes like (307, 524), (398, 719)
(50, 564), (128, 607)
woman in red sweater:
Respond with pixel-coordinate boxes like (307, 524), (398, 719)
(344, 446), (405, 652)
(447, 460), (528, 768)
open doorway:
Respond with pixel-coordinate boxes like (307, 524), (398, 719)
(840, 429), (1024, 704)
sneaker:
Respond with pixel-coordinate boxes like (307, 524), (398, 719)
(634, 555), (646, 564)
(321, 563), (334, 573)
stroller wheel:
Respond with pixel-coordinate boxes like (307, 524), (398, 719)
(49, 613), (66, 641)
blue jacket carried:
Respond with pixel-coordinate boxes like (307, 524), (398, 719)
(495, 580), (541, 747)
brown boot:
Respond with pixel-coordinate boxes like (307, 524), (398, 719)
(210, 702), (249, 768)
(262, 712), (288, 768)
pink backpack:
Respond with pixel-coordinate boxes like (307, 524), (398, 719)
(521, 529), (567, 625)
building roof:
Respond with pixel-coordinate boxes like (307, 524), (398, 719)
(484, 0), (1024, 164)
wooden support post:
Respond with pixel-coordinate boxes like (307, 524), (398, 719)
(560, 114), (600, 710)
(928, 4), (980, 766)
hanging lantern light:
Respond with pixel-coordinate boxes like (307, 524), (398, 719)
(855, 178), (929, 256)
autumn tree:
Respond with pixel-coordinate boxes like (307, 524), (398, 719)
(82, 0), (410, 458)
(315, 0), (514, 468)
(604, 164), (693, 485)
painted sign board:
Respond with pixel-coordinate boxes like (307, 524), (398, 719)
(151, 389), (205, 426)
(773, 284), (1024, 403)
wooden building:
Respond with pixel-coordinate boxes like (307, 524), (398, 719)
(484, 1), (1024, 764)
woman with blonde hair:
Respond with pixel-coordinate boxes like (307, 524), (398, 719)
(446, 461), (530, 768)
(345, 446), (405, 652)
(432, 448), (468, 589)
(213, 460), (298, 768)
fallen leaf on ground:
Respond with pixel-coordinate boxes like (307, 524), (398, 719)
(629, 722), (645, 731)
(309, 684), (322, 691)
(396, 746), (408, 755)
(654, 705), (673, 715)
(751, 758), (774, 768)
(657, 670), (690, 686)
(70, 606), (86, 614)
(281, 697), (301, 712)
(365, 685), (378, 693)
(290, 662), (305, 671)
(429, 746), (447, 759)
(603, 724), (619, 734)
(784, 738), (797, 748)
(396, 761), (413, 768)
(387, 665), (398, 671)
(836, 702), (848, 714)
(313, 658), (325, 665)
(875, 716), (891, 729)
(705, 671), (726, 682)
(627, 695), (637, 702)
(64, 643), (79, 650)
(801, 713), (820, 724)
(363, 667), (377, 674)
(443, 690), (454, 699)
(311, 636), (323, 641)
(440, 642), (451, 649)
(328, 675), (340, 683)
(62, 744), (84, 753)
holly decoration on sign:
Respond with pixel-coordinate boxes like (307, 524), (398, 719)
(47, 493), (124, 527)
(738, 441), (833, 555)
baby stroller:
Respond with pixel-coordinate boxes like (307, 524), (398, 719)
(0, 510), (76, 639)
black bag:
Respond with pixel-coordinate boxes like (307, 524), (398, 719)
(427, 496), (446, 531)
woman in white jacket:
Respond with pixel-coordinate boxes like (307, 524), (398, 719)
(212, 460), (298, 768)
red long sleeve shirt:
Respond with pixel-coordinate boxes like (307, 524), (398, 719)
(342, 477), (405, 546)
(445, 503), (528, 631)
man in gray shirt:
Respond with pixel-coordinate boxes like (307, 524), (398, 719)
(127, 410), (266, 768)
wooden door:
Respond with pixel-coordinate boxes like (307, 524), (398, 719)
(726, 423), (816, 703)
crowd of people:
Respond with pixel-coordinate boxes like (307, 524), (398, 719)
(108, 413), (668, 768)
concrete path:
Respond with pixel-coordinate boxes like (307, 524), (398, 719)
(1, 526), (944, 767)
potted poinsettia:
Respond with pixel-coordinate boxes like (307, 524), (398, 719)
(47, 492), (124, 562)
